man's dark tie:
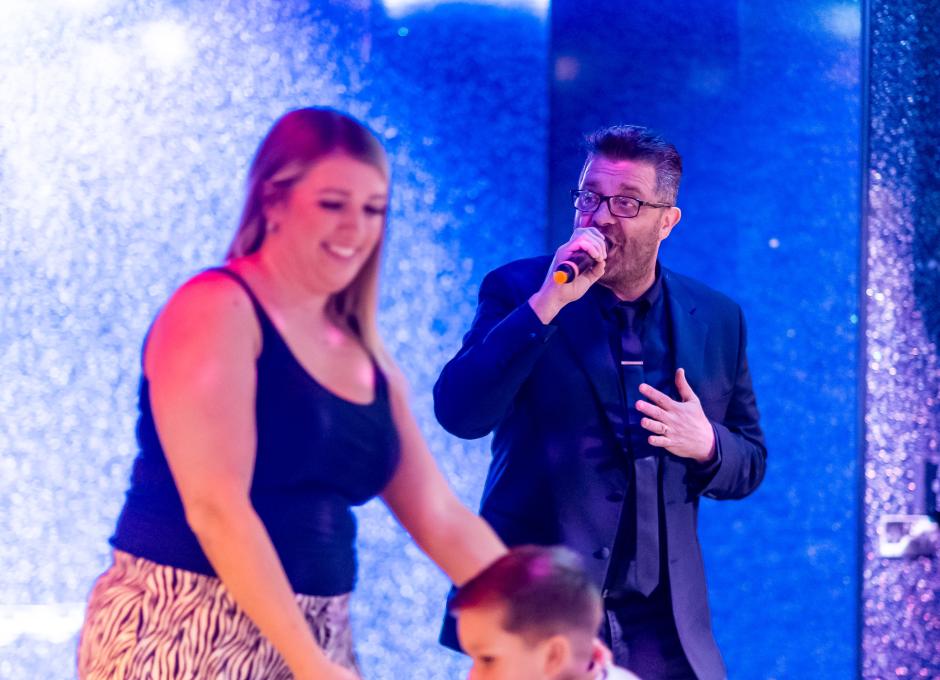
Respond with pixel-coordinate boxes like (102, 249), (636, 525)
(616, 303), (660, 597)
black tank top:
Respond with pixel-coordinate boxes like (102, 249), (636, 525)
(111, 268), (401, 595)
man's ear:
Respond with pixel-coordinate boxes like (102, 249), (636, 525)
(659, 206), (682, 241)
(542, 634), (573, 678)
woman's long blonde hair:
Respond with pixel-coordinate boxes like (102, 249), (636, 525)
(227, 108), (392, 367)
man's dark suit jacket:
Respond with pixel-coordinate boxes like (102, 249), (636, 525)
(434, 257), (767, 680)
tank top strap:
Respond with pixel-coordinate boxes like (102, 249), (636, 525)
(143, 266), (268, 367)
(206, 266), (273, 329)
(370, 356), (389, 402)
(207, 267), (388, 406)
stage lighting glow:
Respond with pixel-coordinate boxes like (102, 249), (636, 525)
(382, 0), (548, 18)
(140, 20), (192, 70)
(0, 0), (111, 28)
(78, 41), (127, 82)
(0, 603), (85, 646)
(57, 0), (111, 11)
(0, 0), (32, 33)
(820, 3), (861, 40)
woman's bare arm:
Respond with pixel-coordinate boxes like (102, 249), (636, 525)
(146, 271), (355, 680)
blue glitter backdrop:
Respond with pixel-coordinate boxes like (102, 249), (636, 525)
(0, 1), (546, 677)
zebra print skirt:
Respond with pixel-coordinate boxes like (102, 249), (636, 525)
(78, 550), (359, 679)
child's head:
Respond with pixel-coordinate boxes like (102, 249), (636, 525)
(453, 545), (603, 680)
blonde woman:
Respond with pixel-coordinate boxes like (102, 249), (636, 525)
(78, 108), (505, 679)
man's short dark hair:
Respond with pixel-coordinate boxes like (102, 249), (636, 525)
(582, 125), (682, 204)
(452, 545), (602, 644)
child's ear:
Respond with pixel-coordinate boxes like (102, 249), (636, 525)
(589, 636), (612, 671)
(542, 634), (573, 678)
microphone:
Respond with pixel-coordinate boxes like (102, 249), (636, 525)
(553, 250), (596, 284)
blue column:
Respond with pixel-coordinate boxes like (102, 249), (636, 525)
(549, 1), (861, 676)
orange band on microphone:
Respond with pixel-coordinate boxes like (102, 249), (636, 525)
(553, 259), (580, 285)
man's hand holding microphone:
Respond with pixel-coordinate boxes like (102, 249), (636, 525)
(528, 227), (607, 325)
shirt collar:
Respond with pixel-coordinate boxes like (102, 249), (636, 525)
(594, 261), (663, 315)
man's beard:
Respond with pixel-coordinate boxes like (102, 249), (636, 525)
(599, 232), (659, 294)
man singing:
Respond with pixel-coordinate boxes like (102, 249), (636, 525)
(435, 125), (767, 680)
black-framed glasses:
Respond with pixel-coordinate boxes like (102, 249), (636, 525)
(571, 189), (673, 218)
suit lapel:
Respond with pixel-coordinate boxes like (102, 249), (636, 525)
(556, 291), (626, 450)
(662, 269), (710, 502)
(664, 269), (708, 395)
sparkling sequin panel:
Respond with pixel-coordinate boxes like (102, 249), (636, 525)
(862, 1), (940, 677)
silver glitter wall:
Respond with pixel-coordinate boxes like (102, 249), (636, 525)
(0, 1), (546, 677)
(862, 0), (940, 677)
